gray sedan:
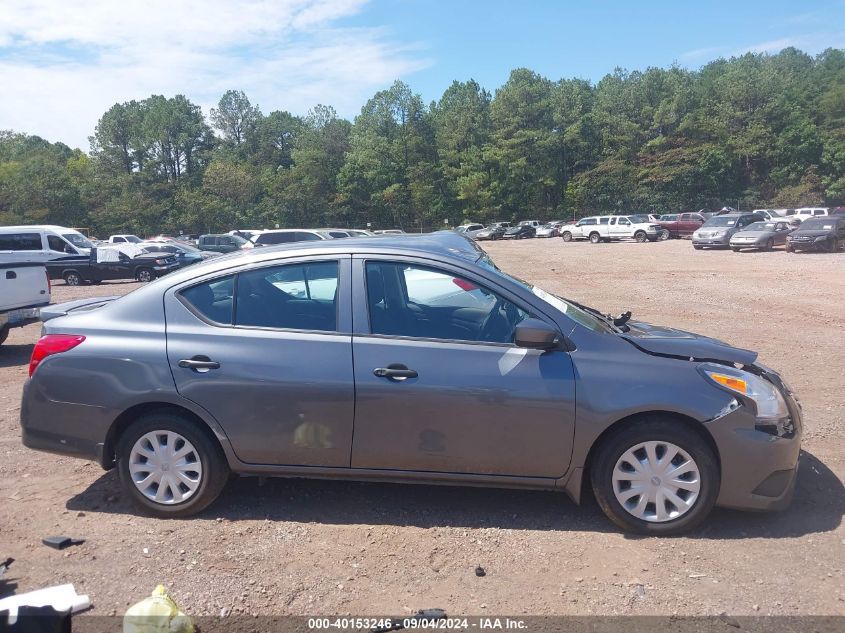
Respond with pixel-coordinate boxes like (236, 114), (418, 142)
(730, 221), (794, 252)
(21, 232), (801, 535)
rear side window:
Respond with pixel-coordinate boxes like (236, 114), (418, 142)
(256, 232), (295, 245)
(599, 217), (609, 225)
(295, 232), (322, 242)
(181, 276), (235, 324)
(0, 232), (42, 251)
(235, 261), (338, 331)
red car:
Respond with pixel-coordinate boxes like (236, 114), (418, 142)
(657, 212), (706, 240)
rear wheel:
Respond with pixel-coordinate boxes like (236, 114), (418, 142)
(561, 232), (572, 242)
(117, 411), (229, 518)
(63, 271), (82, 286)
(591, 418), (719, 535)
(589, 232), (601, 244)
(634, 231), (647, 243)
(137, 268), (154, 282)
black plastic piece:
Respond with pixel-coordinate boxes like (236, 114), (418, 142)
(41, 537), (84, 550)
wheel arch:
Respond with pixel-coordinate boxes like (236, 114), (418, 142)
(101, 402), (229, 469)
(567, 410), (721, 504)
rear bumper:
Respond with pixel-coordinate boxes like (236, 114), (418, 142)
(20, 378), (109, 466)
(1, 305), (46, 329)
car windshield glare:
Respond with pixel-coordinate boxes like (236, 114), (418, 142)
(627, 215), (649, 223)
(63, 233), (94, 249)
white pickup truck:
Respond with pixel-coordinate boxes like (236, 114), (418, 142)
(0, 262), (51, 345)
(559, 214), (661, 243)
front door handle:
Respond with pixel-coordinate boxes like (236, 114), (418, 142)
(178, 356), (220, 371)
(373, 364), (418, 381)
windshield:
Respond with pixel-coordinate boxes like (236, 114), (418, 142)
(703, 216), (739, 227)
(62, 232), (94, 249)
(627, 215), (649, 224)
(477, 255), (613, 333)
(801, 219), (835, 230)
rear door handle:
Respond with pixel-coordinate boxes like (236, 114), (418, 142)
(178, 356), (220, 371)
(373, 364), (418, 380)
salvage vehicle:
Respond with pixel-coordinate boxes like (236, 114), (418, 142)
(502, 223), (536, 239)
(454, 224), (487, 240)
(139, 242), (219, 268)
(535, 222), (563, 238)
(20, 232), (802, 535)
(729, 220), (794, 252)
(198, 233), (254, 253)
(785, 217), (845, 253)
(657, 213), (706, 240)
(692, 213), (765, 249)
(0, 262), (50, 346)
(45, 244), (180, 285)
(474, 225), (508, 241)
(0, 225), (94, 263)
(559, 215), (660, 243)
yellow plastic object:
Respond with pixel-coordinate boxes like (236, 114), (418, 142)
(123, 585), (195, 633)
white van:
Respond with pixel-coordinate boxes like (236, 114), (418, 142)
(0, 225), (94, 263)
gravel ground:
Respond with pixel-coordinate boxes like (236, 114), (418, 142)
(0, 238), (842, 618)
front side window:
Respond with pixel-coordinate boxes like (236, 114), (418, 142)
(618, 218), (630, 226)
(236, 261), (338, 331)
(365, 262), (530, 344)
(48, 235), (69, 252)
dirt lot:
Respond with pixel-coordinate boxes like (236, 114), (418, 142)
(1, 238), (843, 618)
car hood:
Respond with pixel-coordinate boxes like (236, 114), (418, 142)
(621, 320), (758, 366)
(732, 230), (773, 238)
(790, 229), (832, 237)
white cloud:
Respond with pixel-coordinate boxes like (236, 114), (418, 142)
(0, 0), (431, 149)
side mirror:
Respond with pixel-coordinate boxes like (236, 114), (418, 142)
(514, 318), (560, 350)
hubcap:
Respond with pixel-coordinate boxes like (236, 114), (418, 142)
(612, 441), (701, 523)
(128, 431), (202, 504)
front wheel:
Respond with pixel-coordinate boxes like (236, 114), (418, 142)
(117, 411), (229, 518)
(634, 231), (647, 243)
(693, 245), (703, 250)
(765, 238), (774, 252)
(591, 419), (720, 535)
(561, 232), (572, 242)
(137, 268), (154, 282)
(658, 229), (670, 241)
(589, 232), (601, 244)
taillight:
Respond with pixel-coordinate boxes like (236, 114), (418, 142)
(29, 335), (86, 377)
(45, 270), (51, 294)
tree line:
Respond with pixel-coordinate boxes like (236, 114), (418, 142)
(1, 47), (843, 236)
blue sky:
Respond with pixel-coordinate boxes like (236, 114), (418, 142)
(1, 0), (843, 150)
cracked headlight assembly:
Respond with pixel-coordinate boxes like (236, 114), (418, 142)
(699, 363), (793, 437)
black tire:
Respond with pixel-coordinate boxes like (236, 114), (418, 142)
(91, 280), (103, 285)
(731, 247), (741, 252)
(634, 231), (647, 243)
(765, 238), (774, 252)
(117, 411), (229, 518)
(829, 238), (838, 253)
(693, 245), (703, 250)
(589, 232), (601, 244)
(786, 243), (794, 253)
(137, 268), (154, 282)
(0, 325), (8, 346)
(590, 418), (720, 535)
(561, 231), (572, 242)
(658, 229), (671, 241)
(63, 271), (82, 286)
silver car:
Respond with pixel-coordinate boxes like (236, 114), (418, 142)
(730, 220), (794, 252)
(21, 233), (802, 534)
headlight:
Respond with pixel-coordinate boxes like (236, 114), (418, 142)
(699, 363), (792, 435)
